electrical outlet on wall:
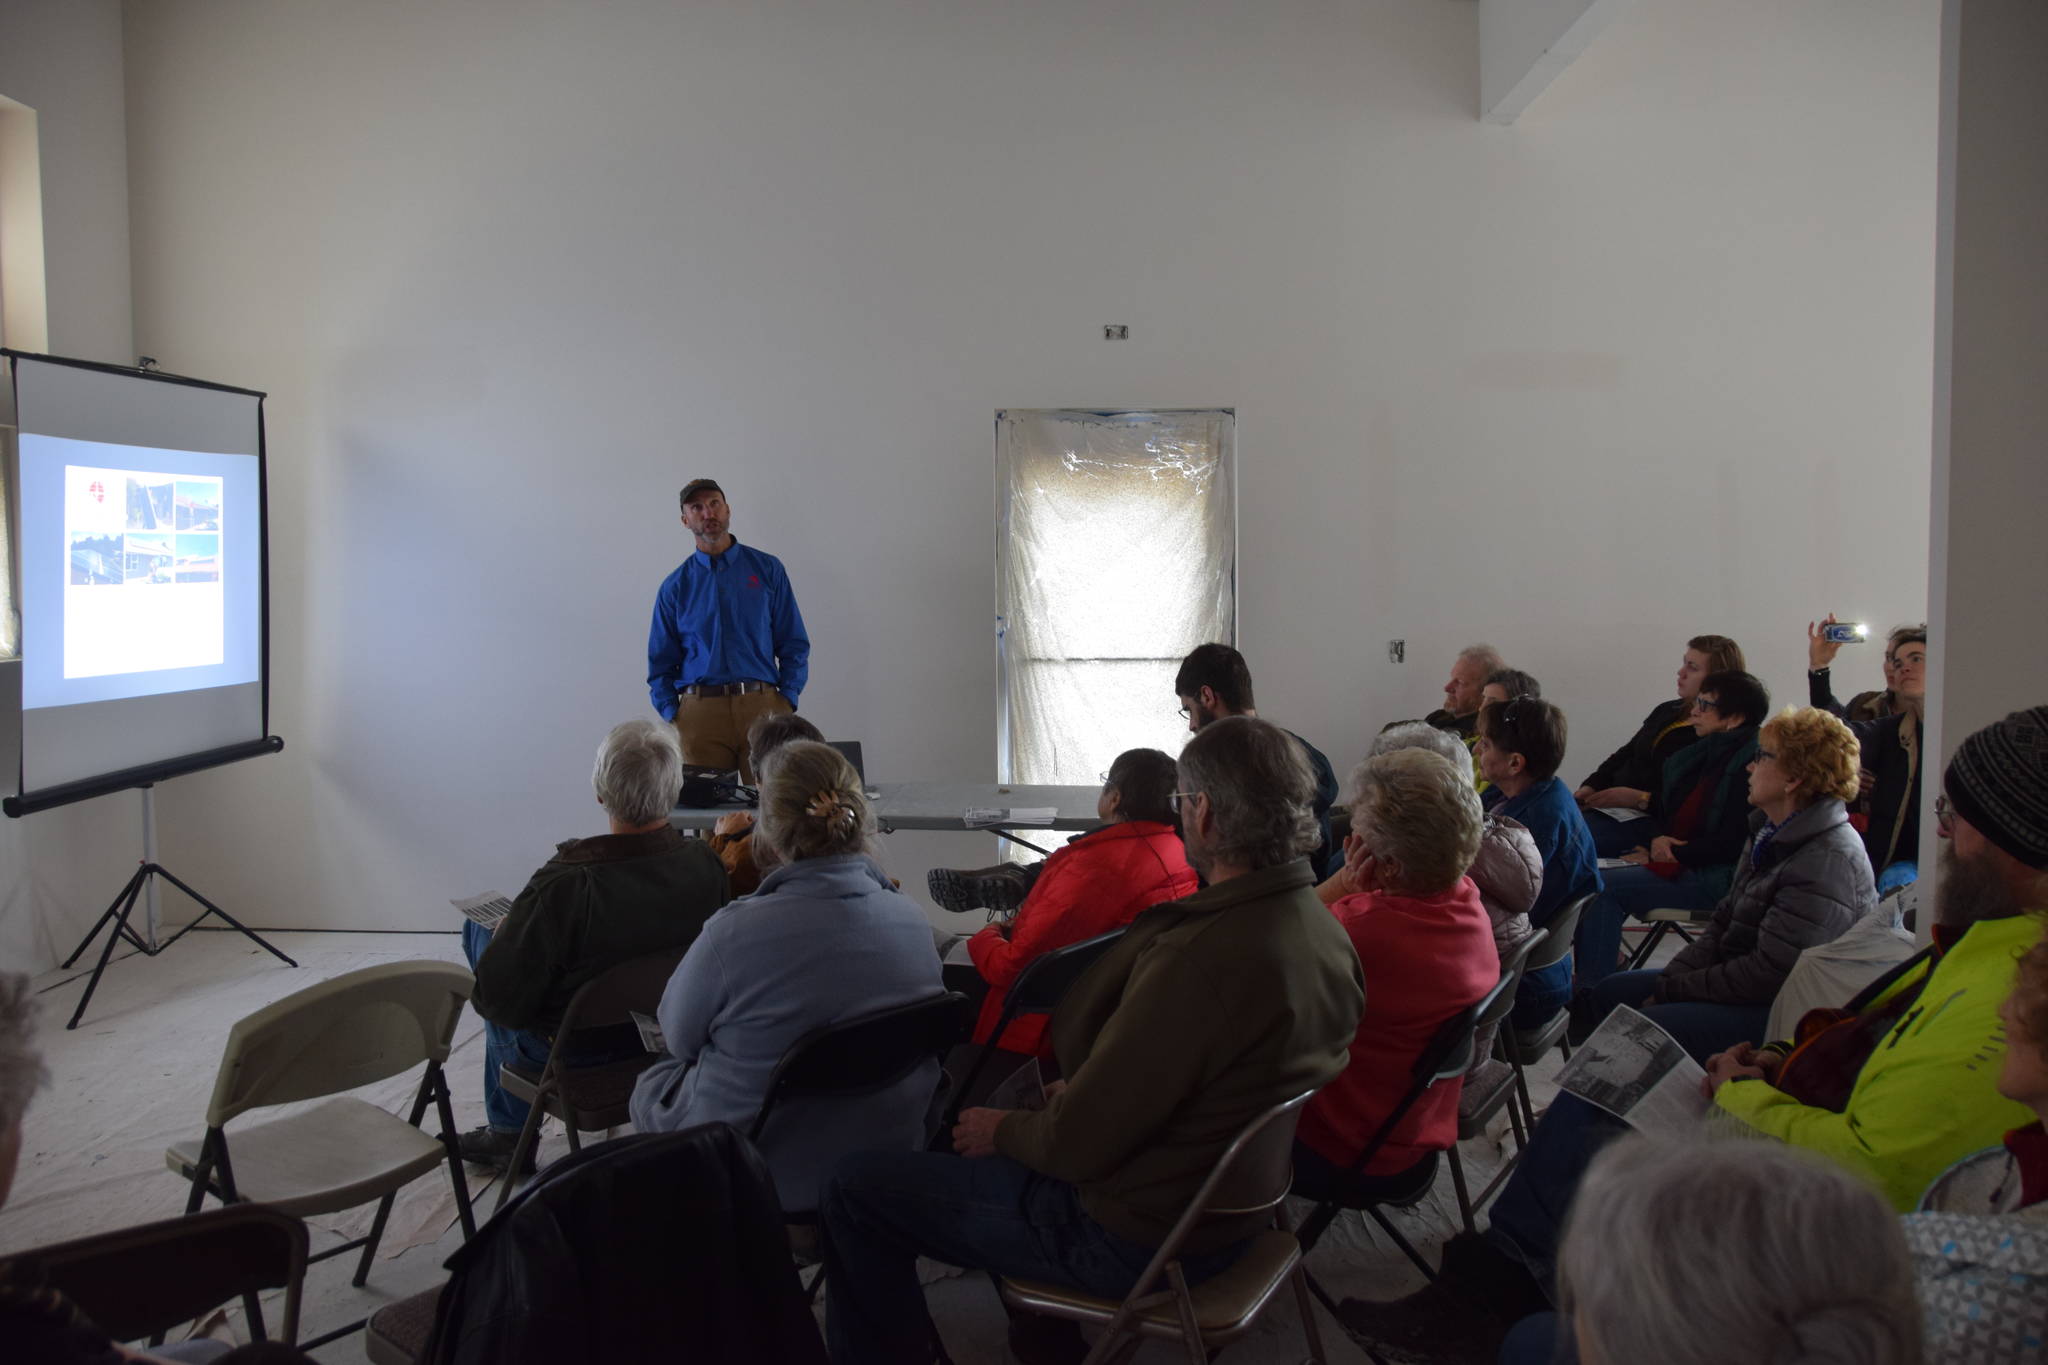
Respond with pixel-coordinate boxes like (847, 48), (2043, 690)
(1102, 324), (1128, 340)
(1388, 639), (1405, 663)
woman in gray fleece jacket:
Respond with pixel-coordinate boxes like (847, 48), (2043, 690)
(628, 742), (943, 1211)
(1579, 706), (1876, 1061)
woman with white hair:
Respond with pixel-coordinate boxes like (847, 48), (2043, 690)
(1293, 748), (1499, 1199)
(629, 741), (943, 1211)
(1497, 1135), (1923, 1365)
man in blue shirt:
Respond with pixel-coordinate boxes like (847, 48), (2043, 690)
(647, 479), (810, 780)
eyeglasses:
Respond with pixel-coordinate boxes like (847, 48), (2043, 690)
(1692, 696), (1721, 713)
(1935, 793), (1954, 835)
(1168, 790), (1202, 815)
(1176, 705), (1191, 719)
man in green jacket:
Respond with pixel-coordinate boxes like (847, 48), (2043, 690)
(1340, 705), (2048, 1365)
(458, 720), (729, 1169)
(820, 716), (1366, 1365)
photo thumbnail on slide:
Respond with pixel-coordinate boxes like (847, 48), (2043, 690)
(63, 463), (228, 679)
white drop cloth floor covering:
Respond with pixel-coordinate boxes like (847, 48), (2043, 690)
(9, 927), (1571, 1362)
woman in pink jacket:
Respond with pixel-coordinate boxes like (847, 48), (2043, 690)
(965, 748), (1198, 1056)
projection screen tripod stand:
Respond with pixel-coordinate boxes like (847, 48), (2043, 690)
(59, 783), (297, 1029)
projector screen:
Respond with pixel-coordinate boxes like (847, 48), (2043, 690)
(5, 352), (274, 815)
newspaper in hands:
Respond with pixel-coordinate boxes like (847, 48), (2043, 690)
(1553, 1005), (1709, 1139)
(629, 1010), (666, 1054)
(985, 1056), (1047, 1112)
(452, 892), (514, 930)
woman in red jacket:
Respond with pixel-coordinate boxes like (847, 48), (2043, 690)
(964, 748), (1198, 1056)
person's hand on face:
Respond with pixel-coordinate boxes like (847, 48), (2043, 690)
(713, 811), (754, 837)
(1342, 834), (1381, 892)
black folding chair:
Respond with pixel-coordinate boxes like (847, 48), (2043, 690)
(493, 946), (688, 1211)
(10, 1204), (309, 1349)
(1498, 892), (1596, 1129)
(750, 991), (973, 1296)
(942, 926), (1127, 1127)
(1296, 972), (1514, 1293)
(1448, 929), (1547, 1232)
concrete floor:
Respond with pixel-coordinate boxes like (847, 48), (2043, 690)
(10, 927), (1572, 1363)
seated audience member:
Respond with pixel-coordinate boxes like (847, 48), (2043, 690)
(1482, 668), (1542, 708)
(1496, 1137), (1922, 1365)
(1573, 670), (1770, 991)
(928, 643), (1341, 909)
(1573, 706), (1876, 1059)
(1336, 707), (2048, 1364)
(461, 719), (730, 1169)
(1575, 634), (1744, 857)
(1910, 934), (2048, 1362)
(0, 976), (318, 1365)
(1810, 615), (1927, 893)
(705, 711), (825, 896)
(629, 741), (942, 1210)
(1426, 643), (1505, 741)
(963, 748), (1197, 1056)
(1473, 697), (1602, 1025)
(1293, 750), (1499, 1199)
(1331, 721), (1542, 1070)
(820, 717), (1365, 1365)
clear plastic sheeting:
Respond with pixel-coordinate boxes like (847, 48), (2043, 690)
(996, 410), (1235, 785)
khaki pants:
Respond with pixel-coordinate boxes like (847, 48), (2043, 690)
(673, 688), (791, 782)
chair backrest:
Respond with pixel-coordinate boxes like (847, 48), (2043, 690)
(1474, 928), (1549, 1034)
(749, 992), (971, 1143)
(1417, 972), (1516, 1086)
(1121, 1091), (1313, 1283)
(205, 960), (473, 1126)
(554, 946), (689, 1038)
(16, 1203), (308, 1345)
(1001, 926), (1128, 1017)
(1524, 892), (1596, 974)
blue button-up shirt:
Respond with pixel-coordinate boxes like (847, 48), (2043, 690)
(647, 538), (810, 720)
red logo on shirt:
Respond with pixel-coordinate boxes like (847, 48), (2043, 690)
(748, 574), (761, 589)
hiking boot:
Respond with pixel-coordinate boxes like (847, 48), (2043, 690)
(928, 863), (1037, 915)
(457, 1125), (536, 1174)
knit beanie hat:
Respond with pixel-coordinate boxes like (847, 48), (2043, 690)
(1945, 705), (2048, 869)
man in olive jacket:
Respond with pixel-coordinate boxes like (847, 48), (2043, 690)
(821, 717), (1366, 1365)
(459, 720), (729, 1169)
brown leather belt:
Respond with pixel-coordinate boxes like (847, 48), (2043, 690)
(678, 680), (774, 698)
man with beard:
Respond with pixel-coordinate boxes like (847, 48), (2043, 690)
(1336, 705), (2048, 1365)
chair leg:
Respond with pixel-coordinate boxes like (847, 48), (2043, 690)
(1290, 1263), (1329, 1365)
(1507, 1090), (1528, 1149)
(495, 1090), (551, 1214)
(241, 1290), (269, 1342)
(353, 1191), (397, 1287)
(430, 1069), (478, 1239)
(1362, 1206), (1437, 1283)
(1167, 1260), (1207, 1365)
(1509, 1054), (1536, 1133)
(563, 1117), (582, 1154)
(1446, 1146), (1476, 1237)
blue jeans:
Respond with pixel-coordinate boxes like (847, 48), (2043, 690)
(1498, 1312), (1577, 1365)
(1509, 959), (1573, 1030)
(1572, 865), (1719, 990)
(821, 1149), (1243, 1365)
(1582, 969), (1770, 1064)
(460, 922), (642, 1133)
(1485, 1092), (1630, 1299)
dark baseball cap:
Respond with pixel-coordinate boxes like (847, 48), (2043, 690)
(679, 479), (725, 510)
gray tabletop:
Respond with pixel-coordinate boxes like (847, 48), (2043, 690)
(670, 781), (1105, 834)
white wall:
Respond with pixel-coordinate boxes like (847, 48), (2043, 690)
(1921, 0), (2048, 879)
(0, 0), (137, 974)
(106, 0), (1939, 939)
